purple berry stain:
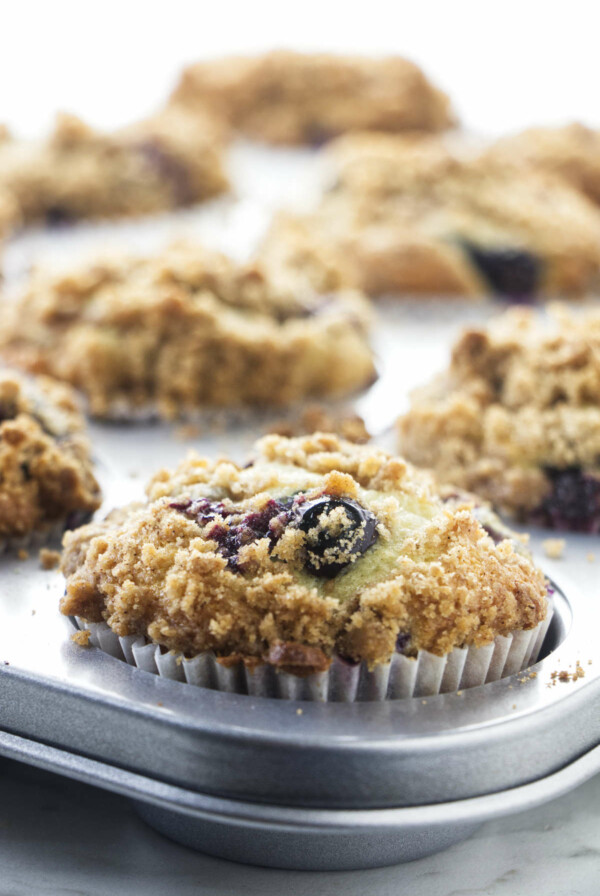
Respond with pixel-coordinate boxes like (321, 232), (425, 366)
(532, 467), (600, 533)
(170, 493), (378, 576)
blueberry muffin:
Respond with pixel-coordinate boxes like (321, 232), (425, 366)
(169, 51), (455, 145)
(0, 369), (100, 544)
(61, 434), (548, 697)
(0, 108), (227, 226)
(399, 305), (600, 531)
(0, 242), (375, 420)
(258, 134), (600, 298)
(485, 123), (600, 207)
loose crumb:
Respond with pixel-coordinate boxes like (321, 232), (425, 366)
(17, 548), (29, 561)
(542, 538), (565, 560)
(71, 629), (92, 647)
(296, 708), (303, 715)
(550, 661), (585, 685)
(39, 547), (61, 570)
(586, 552), (596, 563)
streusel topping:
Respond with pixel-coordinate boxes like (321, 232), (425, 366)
(0, 108), (227, 226)
(399, 305), (600, 525)
(169, 51), (455, 145)
(259, 134), (600, 297)
(0, 370), (100, 537)
(0, 242), (375, 419)
(61, 434), (547, 666)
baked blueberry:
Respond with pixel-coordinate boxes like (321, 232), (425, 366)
(462, 243), (541, 299)
(297, 497), (377, 577)
(533, 467), (600, 533)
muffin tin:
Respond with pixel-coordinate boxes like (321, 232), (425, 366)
(0, 160), (598, 868)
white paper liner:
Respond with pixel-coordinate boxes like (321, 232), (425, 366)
(74, 599), (554, 702)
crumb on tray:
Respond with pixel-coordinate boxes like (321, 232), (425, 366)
(39, 547), (61, 570)
(71, 629), (92, 647)
(542, 538), (565, 560)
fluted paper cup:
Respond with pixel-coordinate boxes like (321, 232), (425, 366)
(72, 600), (553, 702)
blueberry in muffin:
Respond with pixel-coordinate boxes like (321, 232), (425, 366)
(61, 434), (548, 689)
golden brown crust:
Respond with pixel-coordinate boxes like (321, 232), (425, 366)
(0, 370), (100, 537)
(169, 51), (455, 144)
(61, 434), (547, 666)
(0, 242), (376, 419)
(0, 108), (227, 225)
(485, 123), (600, 207)
(258, 134), (600, 297)
(399, 304), (600, 517)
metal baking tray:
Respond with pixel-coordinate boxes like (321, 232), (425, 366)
(0, 150), (599, 869)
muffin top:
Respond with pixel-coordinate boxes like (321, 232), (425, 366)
(0, 109), (227, 226)
(0, 242), (375, 419)
(399, 305), (600, 525)
(484, 123), (600, 207)
(0, 369), (100, 537)
(61, 434), (547, 669)
(169, 51), (455, 145)
(259, 134), (600, 297)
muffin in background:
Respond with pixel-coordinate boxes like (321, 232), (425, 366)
(0, 241), (376, 420)
(168, 51), (455, 145)
(258, 134), (600, 298)
(0, 107), (228, 227)
(0, 369), (100, 548)
(399, 304), (600, 531)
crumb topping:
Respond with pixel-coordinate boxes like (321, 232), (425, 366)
(259, 135), (600, 297)
(485, 123), (600, 207)
(0, 370), (100, 536)
(169, 52), (454, 145)
(61, 434), (547, 667)
(0, 242), (375, 419)
(0, 108), (227, 226)
(399, 304), (600, 527)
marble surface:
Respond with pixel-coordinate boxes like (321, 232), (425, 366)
(0, 758), (597, 896)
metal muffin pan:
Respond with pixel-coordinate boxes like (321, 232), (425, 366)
(0, 178), (599, 868)
(0, 369), (598, 870)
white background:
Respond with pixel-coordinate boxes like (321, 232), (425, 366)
(1, 0), (600, 137)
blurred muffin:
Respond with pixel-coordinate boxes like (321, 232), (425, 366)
(0, 108), (227, 226)
(0, 242), (376, 420)
(258, 134), (600, 298)
(484, 123), (600, 207)
(169, 51), (455, 144)
(0, 369), (100, 547)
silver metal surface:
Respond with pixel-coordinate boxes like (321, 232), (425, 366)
(0, 728), (598, 870)
(0, 159), (598, 866)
